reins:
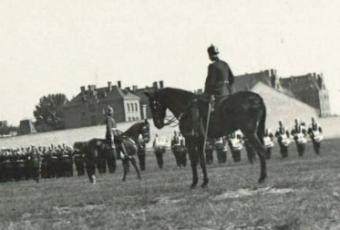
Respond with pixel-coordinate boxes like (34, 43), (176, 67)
(163, 113), (184, 127)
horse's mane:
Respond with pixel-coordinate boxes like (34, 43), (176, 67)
(155, 87), (195, 106)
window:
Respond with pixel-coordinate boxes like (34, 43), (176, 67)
(135, 103), (138, 111)
(127, 103), (130, 112)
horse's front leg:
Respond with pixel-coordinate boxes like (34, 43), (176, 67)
(130, 157), (141, 180)
(122, 158), (128, 181)
(198, 138), (209, 188)
(187, 140), (198, 188)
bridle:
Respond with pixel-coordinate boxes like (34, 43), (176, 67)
(163, 113), (184, 127)
(153, 98), (194, 128)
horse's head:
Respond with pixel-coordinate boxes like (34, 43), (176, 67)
(144, 91), (167, 129)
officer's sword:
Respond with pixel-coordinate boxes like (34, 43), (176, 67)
(202, 97), (214, 156)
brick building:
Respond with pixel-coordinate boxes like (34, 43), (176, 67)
(62, 80), (165, 129)
(62, 82), (142, 129)
(0, 121), (8, 128)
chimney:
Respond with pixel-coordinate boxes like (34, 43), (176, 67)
(159, 80), (164, 89)
(125, 87), (131, 91)
(153, 81), (158, 89)
(133, 85), (138, 91)
(270, 75), (277, 89)
(80, 86), (86, 94)
(108, 81), (112, 91)
(117, 81), (122, 88)
(87, 85), (92, 91)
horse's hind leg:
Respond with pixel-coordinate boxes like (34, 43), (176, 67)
(245, 133), (267, 183)
(130, 157), (141, 180)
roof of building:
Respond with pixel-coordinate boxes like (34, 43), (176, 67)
(250, 82), (318, 128)
(233, 70), (273, 92)
(279, 73), (322, 92)
(64, 85), (140, 108)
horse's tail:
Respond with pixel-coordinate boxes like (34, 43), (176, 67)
(257, 102), (266, 145)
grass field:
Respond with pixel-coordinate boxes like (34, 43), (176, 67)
(1, 138), (340, 230)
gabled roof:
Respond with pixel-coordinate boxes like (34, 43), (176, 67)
(64, 85), (140, 108)
(250, 82), (318, 129)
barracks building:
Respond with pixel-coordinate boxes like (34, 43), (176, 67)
(62, 69), (330, 130)
(62, 81), (164, 129)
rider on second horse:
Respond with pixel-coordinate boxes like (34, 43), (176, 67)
(105, 105), (117, 149)
(105, 105), (128, 159)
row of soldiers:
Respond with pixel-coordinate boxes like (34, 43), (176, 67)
(0, 144), (74, 182)
(274, 117), (323, 158)
(167, 117), (323, 166)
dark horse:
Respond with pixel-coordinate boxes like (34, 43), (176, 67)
(145, 87), (267, 188)
(73, 120), (150, 183)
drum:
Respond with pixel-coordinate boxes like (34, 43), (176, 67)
(312, 131), (323, 143)
(280, 134), (290, 147)
(263, 136), (274, 148)
(296, 133), (307, 144)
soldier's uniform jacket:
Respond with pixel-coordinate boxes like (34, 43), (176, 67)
(105, 115), (117, 143)
(171, 135), (180, 149)
(291, 124), (307, 144)
(204, 59), (234, 97)
(275, 127), (291, 146)
(308, 123), (323, 142)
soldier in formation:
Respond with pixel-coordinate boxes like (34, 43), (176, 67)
(275, 120), (291, 158)
(215, 137), (227, 163)
(153, 134), (167, 169)
(263, 129), (275, 159)
(171, 131), (187, 168)
(205, 139), (215, 165)
(0, 144), (74, 183)
(228, 132), (244, 162)
(291, 118), (308, 157)
(308, 117), (323, 155)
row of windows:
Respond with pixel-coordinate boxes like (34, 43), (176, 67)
(128, 117), (140, 122)
(127, 103), (139, 112)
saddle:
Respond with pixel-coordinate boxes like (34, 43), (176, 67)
(190, 94), (229, 135)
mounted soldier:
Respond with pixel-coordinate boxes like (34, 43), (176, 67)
(204, 44), (235, 99)
(105, 106), (117, 149)
(200, 45), (235, 154)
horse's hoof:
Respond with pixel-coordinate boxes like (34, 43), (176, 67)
(201, 179), (209, 188)
(190, 182), (198, 189)
(258, 176), (266, 184)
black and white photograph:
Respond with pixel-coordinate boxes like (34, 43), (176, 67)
(1, 0), (340, 229)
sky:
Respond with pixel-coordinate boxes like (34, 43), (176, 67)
(0, 0), (340, 125)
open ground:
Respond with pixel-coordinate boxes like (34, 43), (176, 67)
(1, 137), (340, 229)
